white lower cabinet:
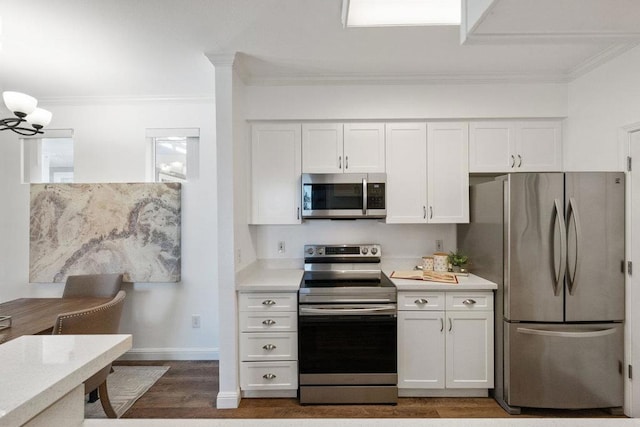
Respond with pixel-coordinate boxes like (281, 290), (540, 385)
(238, 291), (298, 397)
(397, 291), (494, 397)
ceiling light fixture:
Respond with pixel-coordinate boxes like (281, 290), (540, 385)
(1, 91), (53, 136)
(342, 0), (461, 27)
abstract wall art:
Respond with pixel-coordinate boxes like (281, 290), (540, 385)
(29, 183), (181, 283)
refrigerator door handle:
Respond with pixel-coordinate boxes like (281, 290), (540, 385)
(566, 197), (582, 295)
(516, 326), (618, 339)
(553, 199), (567, 296)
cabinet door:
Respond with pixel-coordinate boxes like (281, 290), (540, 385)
(469, 121), (516, 173)
(445, 310), (494, 389)
(343, 123), (385, 173)
(302, 123), (343, 173)
(385, 123), (427, 223)
(427, 122), (469, 223)
(250, 124), (302, 224)
(398, 311), (445, 389)
(515, 120), (562, 172)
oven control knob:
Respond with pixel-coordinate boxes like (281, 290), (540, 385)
(317, 248), (324, 255)
(371, 247), (378, 255)
(361, 247), (369, 255)
(306, 247), (315, 255)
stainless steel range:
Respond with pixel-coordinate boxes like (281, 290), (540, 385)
(298, 244), (397, 405)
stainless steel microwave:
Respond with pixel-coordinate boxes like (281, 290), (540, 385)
(301, 173), (386, 219)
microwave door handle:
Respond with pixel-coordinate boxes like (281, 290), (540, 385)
(362, 177), (368, 215)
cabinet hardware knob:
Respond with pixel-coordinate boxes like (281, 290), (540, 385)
(262, 319), (276, 326)
(262, 300), (276, 306)
(448, 318), (452, 332)
(338, 156), (342, 169)
(263, 373), (277, 380)
(462, 299), (477, 305)
(440, 318), (444, 332)
(423, 206), (426, 219)
(345, 156), (349, 169)
(511, 155), (516, 168)
(429, 206), (433, 219)
(415, 298), (429, 305)
(262, 344), (277, 351)
(297, 207), (300, 220)
(517, 154), (522, 167)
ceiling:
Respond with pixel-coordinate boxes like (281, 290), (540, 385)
(0, 0), (639, 101)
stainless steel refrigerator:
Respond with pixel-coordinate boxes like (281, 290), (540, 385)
(458, 172), (625, 414)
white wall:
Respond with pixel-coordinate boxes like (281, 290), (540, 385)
(0, 99), (219, 360)
(566, 44), (640, 171)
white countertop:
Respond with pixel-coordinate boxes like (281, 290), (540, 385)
(0, 334), (132, 426)
(386, 271), (498, 291)
(235, 258), (497, 292)
(236, 262), (303, 292)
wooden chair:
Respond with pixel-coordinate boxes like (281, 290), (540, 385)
(62, 273), (123, 298)
(53, 290), (126, 418)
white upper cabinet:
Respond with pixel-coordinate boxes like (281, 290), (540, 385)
(302, 123), (385, 173)
(427, 122), (469, 224)
(250, 123), (302, 225)
(469, 121), (516, 172)
(343, 123), (385, 173)
(385, 123), (428, 223)
(302, 123), (343, 173)
(469, 120), (562, 173)
(516, 120), (562, 172)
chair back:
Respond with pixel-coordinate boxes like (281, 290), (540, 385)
(62, 273), (123, 298)
(54, 290), (126, 335)
(53, 290), (126, 395)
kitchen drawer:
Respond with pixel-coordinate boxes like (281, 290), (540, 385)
(398, 292), (445, 311)
(239, 292), (297, 312)
(240, 361), (298, 390)
(240, 332), (298, 361)
(240, 311), (297, 332)
(446, 292), (493, 311)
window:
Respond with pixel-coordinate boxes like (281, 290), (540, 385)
(146, 128), (199, 183)
(22, 129), (74, 183)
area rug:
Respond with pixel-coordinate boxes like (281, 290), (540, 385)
(85, 365), (170, 418)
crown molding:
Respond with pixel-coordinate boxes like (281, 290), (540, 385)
(37, 95), (215, 106)
(244, 71), (569, 86)
(568, 41), (640, 80)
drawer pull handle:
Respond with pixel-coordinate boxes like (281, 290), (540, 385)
(262, 344), (277, 351)
(462, 299), (477, 305)
(263, 373), (277, 380)
(262, 319), (276, 326)
(415, 298), (429, 305)
(262, 300), (276, 306)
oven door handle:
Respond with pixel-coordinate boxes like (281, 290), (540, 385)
(300, 306), (396, 316)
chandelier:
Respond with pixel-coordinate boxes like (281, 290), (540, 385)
(1, 91), (53, 136)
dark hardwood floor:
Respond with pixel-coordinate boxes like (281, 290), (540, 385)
(115, 360), (624, 419)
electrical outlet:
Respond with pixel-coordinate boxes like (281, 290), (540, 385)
(192, 315), (201, 328)
(278, 241), (285, 254)
(435, 239), (443, 252)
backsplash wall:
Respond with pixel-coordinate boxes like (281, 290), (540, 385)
(254, 221), (456, 260)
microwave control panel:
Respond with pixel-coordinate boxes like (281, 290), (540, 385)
(367, 183), (385, 209)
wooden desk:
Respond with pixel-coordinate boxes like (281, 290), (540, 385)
(0, 297), (110, 342)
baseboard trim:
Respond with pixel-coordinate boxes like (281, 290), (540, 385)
(399, 388), (489, 398)
(118, 347), (219, 361)
(216, 390), (241, 409)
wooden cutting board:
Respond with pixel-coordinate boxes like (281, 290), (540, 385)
(390, 270), (458, 284)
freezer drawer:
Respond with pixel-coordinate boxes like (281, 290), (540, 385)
(505, 322), (623, 410)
